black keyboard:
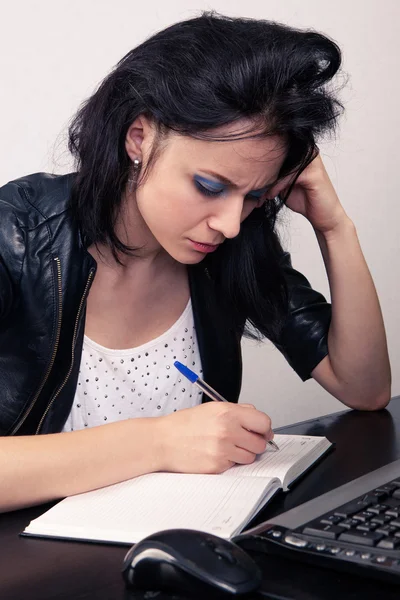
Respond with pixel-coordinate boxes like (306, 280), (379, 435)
(233, 458), (400, 583)
(301, 478), (400, 549)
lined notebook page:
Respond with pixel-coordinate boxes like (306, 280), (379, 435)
(221, 434), (329, 486)
(24, 472), (280, 543)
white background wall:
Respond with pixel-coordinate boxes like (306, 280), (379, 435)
(1, 0), (398, 427)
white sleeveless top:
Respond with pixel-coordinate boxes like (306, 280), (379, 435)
(62, 299), (203, 432)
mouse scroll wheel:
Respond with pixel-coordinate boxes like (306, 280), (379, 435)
(214, 546), (237, 565)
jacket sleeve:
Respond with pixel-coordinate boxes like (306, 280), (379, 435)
(0, 257), (14, 320)
(275, 252), (332, 381)
(0, 185), (25, 321)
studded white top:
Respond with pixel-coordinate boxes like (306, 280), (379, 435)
(62, 299), (203, 432)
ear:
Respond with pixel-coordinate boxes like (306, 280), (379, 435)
(125, 114), (154, 163)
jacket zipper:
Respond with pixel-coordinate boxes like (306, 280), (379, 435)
(35, 268), (95, 434)
(11, 257), (63, 435)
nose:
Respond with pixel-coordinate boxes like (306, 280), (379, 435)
(207, 197), (243, 240)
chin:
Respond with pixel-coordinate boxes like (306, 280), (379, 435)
(167, 248), (206, 265)
(176, 254), (205, 265)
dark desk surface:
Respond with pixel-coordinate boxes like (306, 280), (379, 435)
(1, 397), (400, 600)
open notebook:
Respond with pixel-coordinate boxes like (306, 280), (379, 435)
(22, 434), (332, 544)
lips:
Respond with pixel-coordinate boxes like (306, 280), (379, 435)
(188, 239), (222, 254)
(190, 239), (222, 247)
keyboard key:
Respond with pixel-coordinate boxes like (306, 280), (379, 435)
(340, 518), (360, 529)
(303, 524), (346, 540)
(367, 504), (389, 515)
(338, 530), (384, 546)
(375, 484), (399, 494)
(362, 492), (388, 503)
(334, 500), (372, 518)
(357, 522), (379, 532)
(393, 489), (400, 499)
(385, 509), (400, 518)
(390, 520), (400, 528)
(376, 525), (399, 536)
(353, 511), (373, 522)
(371, 515), (392, 525)
(320, 515), (343, 526)
(377, 537), (400, 550)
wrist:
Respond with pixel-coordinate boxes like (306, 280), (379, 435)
(314, 213), (356, 244)
(135, 415), (170, 473)
(151, 414), (172, 472)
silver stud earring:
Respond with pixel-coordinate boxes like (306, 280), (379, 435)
(128, 158), (141, 193)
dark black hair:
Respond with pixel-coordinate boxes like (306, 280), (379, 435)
(68, 10), (343, 344)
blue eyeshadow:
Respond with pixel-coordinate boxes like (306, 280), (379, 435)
(194, 174), (271, 199)
(194, 175), (225, 191)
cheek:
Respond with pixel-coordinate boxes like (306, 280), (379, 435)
(138, 179), (176, 218)
(137, 180), (203, 234)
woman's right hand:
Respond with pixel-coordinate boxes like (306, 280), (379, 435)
(156, 401), (274, 474)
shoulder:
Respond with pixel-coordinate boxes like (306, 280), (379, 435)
(0, 171), (76, 228)
(0, 172), (78, 300)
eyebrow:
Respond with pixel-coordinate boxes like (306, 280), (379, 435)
(200, 170), (275, 194)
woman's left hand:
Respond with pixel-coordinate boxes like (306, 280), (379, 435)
(270, 152), (349, 235)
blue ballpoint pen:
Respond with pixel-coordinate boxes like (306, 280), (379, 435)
(174, 361), (279, 451)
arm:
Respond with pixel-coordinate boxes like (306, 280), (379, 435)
(0, 418), (164, 513)
(274, 154), (391, 410)
(312, 217), (391, 410)
(0, 402), (272, 513)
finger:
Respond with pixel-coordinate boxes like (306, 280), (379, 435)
(269, 173), (296, 198)
(239, 408), (273, 438)
(239, 403), (256, 409)
(234, 429), (267, 455)
(229, 446), (257, 465)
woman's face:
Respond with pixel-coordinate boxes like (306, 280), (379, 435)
(125, 118), (286, 264)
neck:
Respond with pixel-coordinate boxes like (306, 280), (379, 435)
(87, 241), (180, 276)
(94, 188), (172, 269)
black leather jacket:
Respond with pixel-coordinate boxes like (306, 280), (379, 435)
(0, 173), (331, 436)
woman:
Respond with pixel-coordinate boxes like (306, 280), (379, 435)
(0, 11), (391, 512)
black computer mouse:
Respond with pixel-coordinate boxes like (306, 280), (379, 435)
(122, 528), (262, 597)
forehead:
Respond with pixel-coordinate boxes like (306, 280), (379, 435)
(169, 123), (286, 182)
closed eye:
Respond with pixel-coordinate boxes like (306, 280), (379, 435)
(246, 190), (269, 203)
(194, 180), (224, 197)
(195, 180), (269, 202)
